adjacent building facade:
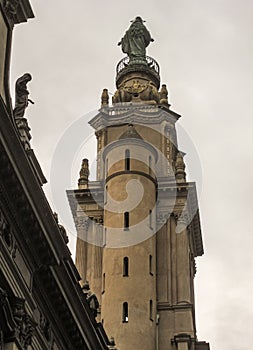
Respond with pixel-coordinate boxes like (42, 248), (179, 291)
(0, 2), (114, 349)
(68, 17), (210, 350)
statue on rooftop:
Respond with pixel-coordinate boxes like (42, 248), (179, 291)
(81, 281), (99, 318)
(13, 73), (34, 119)
(53, 212), (69, 244)
(118, 16), (154, 62)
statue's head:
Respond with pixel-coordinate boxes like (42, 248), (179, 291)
(131, 16), (145, 24)
(23, 73), (32, 82)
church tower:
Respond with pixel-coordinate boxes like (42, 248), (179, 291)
(67, 17), (210, 350)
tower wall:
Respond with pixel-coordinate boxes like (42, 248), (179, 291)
(100, 135), (157, 350)
(101, 240), (156, 350)
(157, 217), (196, 350)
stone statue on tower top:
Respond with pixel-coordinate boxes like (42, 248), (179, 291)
(118, 16), (154, 63)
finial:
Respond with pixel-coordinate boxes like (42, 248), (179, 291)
(78, 159), (89, 189)
(118, 17), (154, 64)
(101, 88), (109, 107)
(175, 151), (186, 183)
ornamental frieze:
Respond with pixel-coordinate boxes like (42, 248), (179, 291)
(0, 288), (36, 350)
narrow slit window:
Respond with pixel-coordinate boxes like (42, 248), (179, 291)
(124, 212), (129, 230)
(125, 149), (130, 171)
(104, 185), (108, 205)
(148, 155), (152, 175)
(149, 300), (153, 321)
(123, 257), (129, 277)
(102, 273), (105, 293)
(103, 227), (107, 247)
(123, 302), (129, 323)
(105, 158), (108, 176)
(149, 255), (153, 275)
(149, 209), (153, 229)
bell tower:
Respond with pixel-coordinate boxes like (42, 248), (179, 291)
(67, 17), (210, 350)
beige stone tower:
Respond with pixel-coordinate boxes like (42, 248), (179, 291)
(67, 17), (210, 350)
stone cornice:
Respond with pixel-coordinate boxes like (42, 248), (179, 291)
(106, 170), (157, 187)
(67, 187), (104, 214)
(157, 301), (193, 311)
(89, 104), (180, 131)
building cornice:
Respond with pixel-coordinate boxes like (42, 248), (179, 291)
(89, 104), (180, 131)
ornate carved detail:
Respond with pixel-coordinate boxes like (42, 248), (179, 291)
(101, 88), (109, 107)
(39, 313), (51, 343)
(2, 0), (19, 20)
(93, 215), (103, 225)
(95, 130), (102, 139)
(14, 118), (32, 150)
(156, 211), (171, 224)
(12, 243), (17, 258)
(0, 210), (14, 250)
(174, 211), (189, 225)
(112, 79), (159, 104)
(175, 151), (186, 183)
(164, 124), (174, 175)
(0, 287), (8, 307)
(159, 84), (169, 105)
(11, 297), (36, 349)
(0, 289), (36, 350)
(74, 216), (90, 232)
(174, 210), (190, 233)
(125, 80), (147, 95)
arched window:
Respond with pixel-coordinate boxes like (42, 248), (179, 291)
(124, 212), (129, 230)
(122, 302), (129, 323)
(125, 149), (130, 171)
(123, 257), (129, 277)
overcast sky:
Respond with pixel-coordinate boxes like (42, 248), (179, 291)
(10, 1), (253, 349)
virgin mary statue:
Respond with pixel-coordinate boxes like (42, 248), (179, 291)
(118, 17), (154, 62)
